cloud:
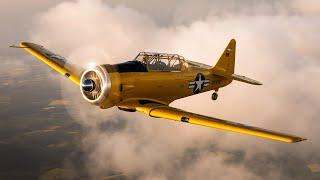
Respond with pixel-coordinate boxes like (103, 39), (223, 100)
(0, 56), (31, 79)
(290, 0), (320, 15)
(0, 0), (68, 56)
(28, 0), (320, 179)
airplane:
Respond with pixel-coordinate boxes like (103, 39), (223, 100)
(13, 39), (306, 143)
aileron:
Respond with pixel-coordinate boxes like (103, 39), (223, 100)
(19, 42), (81, 85)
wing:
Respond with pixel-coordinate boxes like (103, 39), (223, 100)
(17, 42), (82, 85)
(118, 100), (306, 143)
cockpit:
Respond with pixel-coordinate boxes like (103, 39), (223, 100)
(134, 52), (188, 71)
(114, 52), (212, 73)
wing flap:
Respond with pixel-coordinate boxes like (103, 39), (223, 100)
(119, 101), (306, 143)
(19, 42), (81, 85)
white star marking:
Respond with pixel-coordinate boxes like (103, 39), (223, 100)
(194, 75), (205, 92)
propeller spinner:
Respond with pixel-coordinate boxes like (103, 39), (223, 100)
(80, 65), (111, 105)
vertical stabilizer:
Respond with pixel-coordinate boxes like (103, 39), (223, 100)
(214, 39), (236, 74)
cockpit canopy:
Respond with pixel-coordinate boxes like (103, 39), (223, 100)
(134, 52), (188, 71)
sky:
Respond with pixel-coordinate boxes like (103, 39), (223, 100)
(1, 0), (320, 179)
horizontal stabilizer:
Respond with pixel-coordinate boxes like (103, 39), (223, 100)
(232, 74), (262, 85)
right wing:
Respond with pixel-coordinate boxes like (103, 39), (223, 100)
(118, 100), (306, 143)
(16, 42), (82, 86)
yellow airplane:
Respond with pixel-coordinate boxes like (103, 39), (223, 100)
(14, 39), (306, 143)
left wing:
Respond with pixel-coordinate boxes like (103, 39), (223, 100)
(118, 101), (306, 143)
(15, 42), (82, 85)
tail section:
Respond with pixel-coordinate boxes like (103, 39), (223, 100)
(214, 39), (236, 74)
(212, 39), (262, 86)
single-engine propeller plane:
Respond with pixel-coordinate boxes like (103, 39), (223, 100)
(13, 39), (306, 143)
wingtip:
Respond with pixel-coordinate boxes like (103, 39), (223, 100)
(10, 43), (28, 49)
(291, 137), (307, 143)
(20, 42), (29, 47)
(299, 138), (307, 142)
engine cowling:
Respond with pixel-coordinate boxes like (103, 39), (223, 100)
(80, 65), (112, 107)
